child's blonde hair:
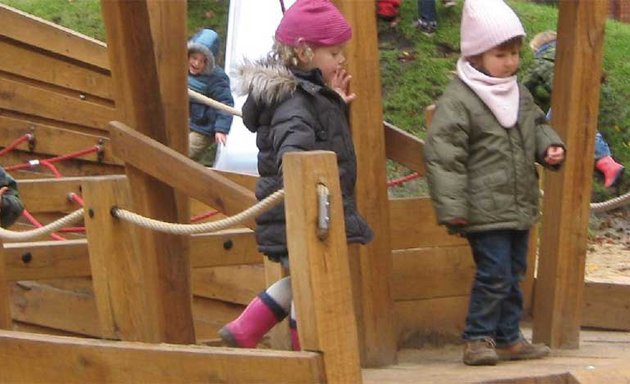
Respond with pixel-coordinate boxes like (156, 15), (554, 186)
(272, 40), (314, 68)
(529, 30), (556, 52)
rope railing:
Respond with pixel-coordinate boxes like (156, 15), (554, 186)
(590, 190), (630, 214)
(111, 189), (285, 235)
(0, 209), (84, 241)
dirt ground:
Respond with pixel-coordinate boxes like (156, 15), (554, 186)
(585, 208), (630, 282)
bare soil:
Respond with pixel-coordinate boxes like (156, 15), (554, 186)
(586, 208), (630, 282)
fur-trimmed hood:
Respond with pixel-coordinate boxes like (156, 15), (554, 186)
(234, 57), (298, 107)
(188, 29), (218, 75)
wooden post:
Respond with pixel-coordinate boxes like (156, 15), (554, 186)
(100, 0), (194, 343)
(83, 175), (161, 342)
(0, 243), (12, 329)
(284, 151), (362, 383)
(533, 1), (607, 349)
(332, 0), (397, 366)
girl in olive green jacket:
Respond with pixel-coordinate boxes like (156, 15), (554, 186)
(424, 0), (565, 367)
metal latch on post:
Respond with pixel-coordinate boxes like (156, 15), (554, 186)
(317, 184), (330, 240)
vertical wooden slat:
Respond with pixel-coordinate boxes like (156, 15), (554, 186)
(533, 0), (607, 349)
(83, 175), (159, 341)
(284, 151), (362, 384)
(331, 0), (397, 367)
(100, 0), (194, 343)
(0, 244), (12, 329)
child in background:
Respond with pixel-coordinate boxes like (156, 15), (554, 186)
(187, 28), (234, 165)
(522, 30), (625, 188)
(423, 0), (565, 366)
(218, 0), (373, 351)
(0, 167), (24, 228)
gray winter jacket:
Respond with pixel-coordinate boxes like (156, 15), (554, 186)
(236, 58), (373, 259)
(424, 78), (565, 233)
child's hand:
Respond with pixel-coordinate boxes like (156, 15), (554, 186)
(330, 68), (357, 104)
(544, 145), (565, 165)
(215, 132), (227, 146)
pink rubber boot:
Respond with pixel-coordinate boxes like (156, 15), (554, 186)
(218, 295), (284, 348)
(596, 156), (625, 188)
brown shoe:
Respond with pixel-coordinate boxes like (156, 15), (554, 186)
(463, 337), (498, 366)
(496, 338), (550, 361)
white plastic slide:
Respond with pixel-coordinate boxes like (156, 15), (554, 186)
(213, 0), (296, 174)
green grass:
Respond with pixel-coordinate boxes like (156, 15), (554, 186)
(1, 0), (628, 196)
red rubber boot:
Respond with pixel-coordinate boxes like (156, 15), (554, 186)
(596, 156), (625, 188)
(219, 295), (284, 348)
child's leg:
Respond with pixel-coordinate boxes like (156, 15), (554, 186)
(494, 230), (529, 346)
(219, 276), (292, 348)
(188, 131), (212, 160)
(461, 230), (517, 365)
(289, 302), (300, 351)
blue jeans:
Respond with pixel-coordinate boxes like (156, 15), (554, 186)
(417, 0), (437, 22)
(546, 109), (611, 160)
(462, 229), (530, 346)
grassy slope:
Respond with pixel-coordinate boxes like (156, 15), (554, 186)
(2, 0), (627, 193)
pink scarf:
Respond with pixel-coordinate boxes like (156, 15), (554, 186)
(456, 57), (519, 128)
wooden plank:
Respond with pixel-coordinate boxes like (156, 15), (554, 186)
(192, 296), (243, 344)
(332, 0), (397, 366)
(0, 330), (325, 384)
(101, 0), (194, 344)
(189, 229), (261, 268)
(0, 244), (12, 329)
(534, 1), (607, 349)
(582, 281), (630, 331)
(109, 121), (257, 225)
(3, 231), (262, 282)
(389, 197), (468, 249)
(0, 76), (115, 130)
(284, 151), (362, 383)
(0, 116), (120, 165)
(391, 246), (473, 301)
(10, 280), (101, 337)
(0, 39), (113, 100)
(192, 265), (265, 305)
(383, 121), (425, 175)
(213, 169), (258, 191)
(0, 4), (109, 70)
(3, 239), (91, 281)
(16, 177), (83, 213)
(395, 296), (469, 342)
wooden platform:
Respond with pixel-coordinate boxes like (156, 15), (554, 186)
(363, 328), (630, 383)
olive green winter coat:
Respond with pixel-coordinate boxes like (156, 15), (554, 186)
(424, 78), (565, 233)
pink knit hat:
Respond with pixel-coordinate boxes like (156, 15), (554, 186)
(460, 0), (526, 57)
(275, 0), (352, 47)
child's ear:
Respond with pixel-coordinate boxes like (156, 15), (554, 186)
(295, 46), (311, 65)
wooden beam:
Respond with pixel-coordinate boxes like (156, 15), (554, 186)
(0, 4), (109, 70)
(383, 122), (425, 175)
(100, 0), (194, 344)
(4, 239), (91, 281)
(108, 122), (257, 226)
(533, 1), (607, 349)
(332, 0), (397, 367)
(0, 330), (325, 383)
(82, 175), (161, 342)
(284, 151), (362, 383)
(582, 281), (630, 331)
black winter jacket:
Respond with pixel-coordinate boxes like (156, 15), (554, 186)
(236, 58), (373, 259)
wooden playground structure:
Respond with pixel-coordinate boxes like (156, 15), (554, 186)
(0, 0), (629, 382)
